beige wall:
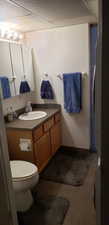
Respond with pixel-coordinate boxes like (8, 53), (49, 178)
(26, 24), (90, 149)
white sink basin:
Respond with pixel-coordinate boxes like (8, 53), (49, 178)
(19, 111), (47, 120)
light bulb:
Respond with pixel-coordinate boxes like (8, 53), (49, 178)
(7, 31), (13, 39)
(19, 34), (23, 40)
(13, 32), (18, 40)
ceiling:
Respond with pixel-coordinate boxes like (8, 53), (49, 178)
(0, 0), (98, 33)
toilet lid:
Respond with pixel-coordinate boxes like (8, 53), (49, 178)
(10, 160), (38, 179)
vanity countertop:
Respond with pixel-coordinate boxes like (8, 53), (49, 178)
(6, 106), (61, 131)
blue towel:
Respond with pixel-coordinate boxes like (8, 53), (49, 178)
(63, 73), (82, 113)
(0, 76), (11, 99)
(41, 80), (54, 99)
(19, 81), (31, 94)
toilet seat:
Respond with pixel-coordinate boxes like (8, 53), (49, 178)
(10, 160), (38, 181)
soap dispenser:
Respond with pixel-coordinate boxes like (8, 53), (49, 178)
(25, 101), (32, 113)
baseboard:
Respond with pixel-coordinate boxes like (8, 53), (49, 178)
(59, 146), (89, 152)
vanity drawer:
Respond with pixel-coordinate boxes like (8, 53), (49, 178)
(54, 112), (61, 123)
(43, 117), (54, 132)
(33, 125), (43, 142)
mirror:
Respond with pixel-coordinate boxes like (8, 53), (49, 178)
(0, 40), (35, 99)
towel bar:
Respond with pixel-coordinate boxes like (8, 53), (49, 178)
(9, 76), (16, 83)
(57, 72), (87, 80)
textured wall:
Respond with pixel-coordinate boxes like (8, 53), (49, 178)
(23, 24), (90, 149)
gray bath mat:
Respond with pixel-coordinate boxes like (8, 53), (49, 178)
(19, 196), (69, 225)
(41, 149), (97, 186)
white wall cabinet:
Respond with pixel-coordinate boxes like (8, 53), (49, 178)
(10, 43), (23, 96)
(0, 41), (15, 96)
(0, 41), (34, 98)
(10, 43), (34, 95)
(22, 45), (34, 91)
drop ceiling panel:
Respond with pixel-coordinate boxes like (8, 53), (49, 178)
(0, 0), (97, 32)
(86, 0), (98, 17)
(0, 0), (30, 20)
(7, 15), (54, 32)
(52, 16), (97, 27)
(10, 0), (92, 21)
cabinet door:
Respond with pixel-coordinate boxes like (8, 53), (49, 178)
(6, 129), (34, 163)
(34, 132), (51, 172)
(10, 43), (23, 95)
(22, 46), (34, 91)
(50, 122), (61, 155)
(0, 41), (15, 96)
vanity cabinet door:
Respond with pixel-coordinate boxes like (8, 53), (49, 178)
(6, 129), (34, 163)
(0, 41), (12, 75)
(0, 41), (15, 96)
(50, 121), (61, 155)
(34, 132), (51, 172)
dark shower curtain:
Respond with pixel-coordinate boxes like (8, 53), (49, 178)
(90, 24), (97, 152)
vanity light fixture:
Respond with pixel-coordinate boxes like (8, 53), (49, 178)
(0, 28), (24, 42)
(0, 22), (23, 41)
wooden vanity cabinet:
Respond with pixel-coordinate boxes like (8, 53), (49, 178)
(50, 122), (61, 155)
(6, 112), (61, 173)
(34, 132), (51, 172)
(50, 113), (61, 155)
(6, 129), (34, 163)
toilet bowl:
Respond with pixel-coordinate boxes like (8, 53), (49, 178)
(10, 160), (39, 212)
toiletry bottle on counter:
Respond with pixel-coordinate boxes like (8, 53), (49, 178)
(7, 106), (17, 122)
(25, 101), (32, 113)
(7, 107), (14, 122)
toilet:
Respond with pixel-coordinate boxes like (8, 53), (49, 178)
(10, 160), (39, 212)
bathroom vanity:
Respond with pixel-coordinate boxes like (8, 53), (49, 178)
(6, 107), (61, 172)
